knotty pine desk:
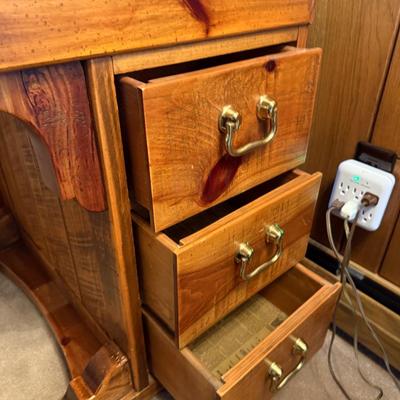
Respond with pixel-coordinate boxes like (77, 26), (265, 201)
(0, 2), (327, 399)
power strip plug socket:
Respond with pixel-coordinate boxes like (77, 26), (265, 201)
(329, 159), (395, 231)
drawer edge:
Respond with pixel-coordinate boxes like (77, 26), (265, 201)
(218, 281), (340, 396)
(143, 309), (221, 400)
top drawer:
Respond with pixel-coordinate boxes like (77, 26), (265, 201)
(118, 47), (321, 231)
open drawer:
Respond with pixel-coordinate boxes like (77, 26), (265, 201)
(143, 264), (341, 400)
(119, 46), (322, 231)
(134, 170), (322, 347)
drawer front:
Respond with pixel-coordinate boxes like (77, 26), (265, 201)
(143, 265), (341, 400)
(218, 270), (341, 400)
(135, 171), (322, 347)
(120, 47), (322, 231)
(177, 172), (321, 347)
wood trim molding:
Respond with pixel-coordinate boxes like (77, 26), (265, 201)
(309, 238), (400, 298)
(0, 63), (106, 212)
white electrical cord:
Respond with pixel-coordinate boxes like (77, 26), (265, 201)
(327, 207), (383, 399)
(341, 224), (400, 394)
(326, 201), (400, 399)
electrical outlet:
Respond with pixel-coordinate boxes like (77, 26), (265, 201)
(329, 159), (395, 231)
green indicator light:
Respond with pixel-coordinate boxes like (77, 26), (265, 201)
(352, 175), (361, 184)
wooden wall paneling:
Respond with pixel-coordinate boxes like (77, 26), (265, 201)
(361, 29), (400, 275)
(372, 31), (400, 154)
(0, 0), (314, 72)
(85, 56), (148, 390)
(304, 0), (400, 245)
(380, 214), (400, 286)
(351, 163), (400, 272)
(0, 65), (106, 212)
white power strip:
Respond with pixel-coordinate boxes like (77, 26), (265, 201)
(328, 159), (395, 231)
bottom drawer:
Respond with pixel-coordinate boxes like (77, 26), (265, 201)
(143, 264), (340, 400)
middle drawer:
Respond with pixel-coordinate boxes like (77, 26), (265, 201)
(133, 169), (321, 348)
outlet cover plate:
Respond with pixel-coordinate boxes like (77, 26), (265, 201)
(329, 159), (395, 231)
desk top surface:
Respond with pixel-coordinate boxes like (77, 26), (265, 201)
(0, 0), (312, 72)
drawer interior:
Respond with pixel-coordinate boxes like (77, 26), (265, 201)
(121, 44), (287, 83)
(187, 265), (324, 380)
(161, 169), (304, 244)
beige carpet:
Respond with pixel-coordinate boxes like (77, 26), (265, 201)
(0, 271), (398, 400)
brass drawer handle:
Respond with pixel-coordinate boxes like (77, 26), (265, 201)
(266, 338), (308, 392)
(218, 95), (278, 157)
(235, 224), (284, 281)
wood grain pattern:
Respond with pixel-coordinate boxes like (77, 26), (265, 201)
(133, 222), (177, 331)
(304, 0), (400, 245)
(0, 114), (81, 298)
(113, 27), (299, 74)
(0, 63), (105, 212)
(372, 33), (400, 154)
(368, 33), (400, 278)
(80, 342), (133, 399)
(85, 57), (148, 390)
(143, 265), (340, 400)
(0, 0), (313, 72)
(66, 367), (160, 400)
(297, 25), (309, 47)
(120, 47), (321, 231)
(351, 163), (400, 272)
(0, 93), (133, 385)
(380, 214), (400, 287)
(177, 173), (321, 346)
(135, 171), (321, 347)
(0, 208), (19, 249)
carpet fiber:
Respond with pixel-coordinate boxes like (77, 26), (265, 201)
(0, 271), (398, 400)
